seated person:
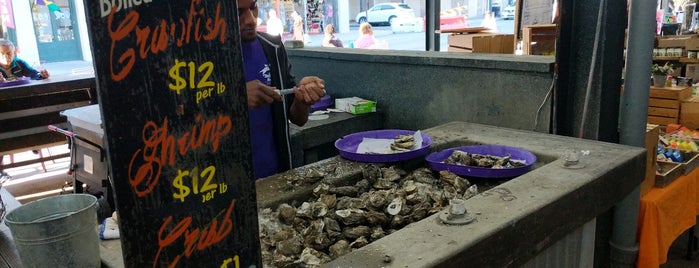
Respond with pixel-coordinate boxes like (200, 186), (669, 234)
(0, 40), (50, 80)
(322, 24), (344, 47)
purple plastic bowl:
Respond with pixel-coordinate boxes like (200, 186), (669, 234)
(426, 145), (537, 178)
(0, 77), (30, 88)
(335, 129), (433, 163)
(311, 95), (334, 112)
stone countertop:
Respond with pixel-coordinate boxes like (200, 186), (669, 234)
(100, 121), (645, 267)
(321, 121), (646, 267)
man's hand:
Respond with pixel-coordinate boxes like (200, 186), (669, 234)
(288, 76), (326, 126)
(294, 76), (326, 106)
(39, 69), (50, 79)
(246, 79), (282, 108)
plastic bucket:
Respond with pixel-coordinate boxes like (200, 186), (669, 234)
(4, 194), (100, 267)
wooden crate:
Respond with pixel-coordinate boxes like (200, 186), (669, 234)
(647, 85), (691, 126)
(681, 95), (699, 129)
(642, 124), (660, 196)
(447, 33), (514, 54)
(522, 24), (556, 55)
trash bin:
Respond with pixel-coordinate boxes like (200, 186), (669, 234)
(491, 5), (501, 17)
(5, 194), (100, 267)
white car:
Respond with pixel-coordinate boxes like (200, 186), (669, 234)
(502, 5), (515, 20)
(355, 3), (415, 26)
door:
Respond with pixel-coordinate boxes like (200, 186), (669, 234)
(30, 0), (81, 63)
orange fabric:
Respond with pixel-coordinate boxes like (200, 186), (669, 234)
(638, 168), (699, 268)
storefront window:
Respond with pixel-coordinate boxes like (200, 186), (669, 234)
(31, 0), (74, 43)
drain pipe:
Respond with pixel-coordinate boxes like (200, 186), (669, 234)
(615, 0), (656, 267)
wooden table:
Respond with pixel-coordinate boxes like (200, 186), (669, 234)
(637, 167), (699, 268)
(0, 73), (96, 169)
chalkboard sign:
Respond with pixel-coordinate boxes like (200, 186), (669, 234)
(84, 1), (261, 267)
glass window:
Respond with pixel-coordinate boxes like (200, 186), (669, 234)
(30, 0), (74, 43)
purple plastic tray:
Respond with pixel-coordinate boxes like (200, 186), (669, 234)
(311, 95), (334, 112)
(335, 129), (433, 163)
(0, 77), (30, 87)
(426, 145), (537, 178)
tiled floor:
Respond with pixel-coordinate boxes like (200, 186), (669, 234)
(2, 146), (699, 266)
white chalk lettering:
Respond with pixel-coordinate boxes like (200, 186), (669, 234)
(100, 0), (152, 18)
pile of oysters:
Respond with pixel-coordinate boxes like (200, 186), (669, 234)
(258, 165), (478, 267)
(444, 150), (526, 169)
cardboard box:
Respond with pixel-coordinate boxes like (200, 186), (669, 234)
(681, 95), (699, 129)
(335, 97), (377, 115)
(686, 64), (699, 81)
(642, 124), (660, 196)
(447, 33), (514, 54)
(685, 36), (699, 50)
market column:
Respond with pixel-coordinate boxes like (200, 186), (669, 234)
(84, 1), (262, 266)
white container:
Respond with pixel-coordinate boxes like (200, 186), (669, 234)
(60, 104), (103, 136)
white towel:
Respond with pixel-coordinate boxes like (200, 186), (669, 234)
(99, 212), (120, 240)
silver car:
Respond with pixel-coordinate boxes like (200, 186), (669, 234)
(355, 3), (415, 26)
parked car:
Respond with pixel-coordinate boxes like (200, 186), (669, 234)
(502, 5), (515, 20)
(355, 3), (415, 26)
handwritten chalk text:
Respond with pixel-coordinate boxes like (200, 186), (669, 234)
(107, 0), (227, 81)
(128, 114), (232, 197)
(153, 199), (236, 267)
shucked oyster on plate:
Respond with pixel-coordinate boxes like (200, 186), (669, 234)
(389, 134), (416, 152)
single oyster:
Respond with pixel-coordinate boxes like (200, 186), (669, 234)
(298, 247), (331, 266)
(319, 194), (337, 209)
(335, 208), (366, 225)
(405, 167), (438, 184)
(373, 178), (395, 190)
(303, 167), (326, 184)
(382, 166), (405, 182)
(391, 134), (416, 150)
(276, 235), (304, 256)
(277, 203), (296, 225)
(313, 183), (331, 197)
(271, 251), (296, 268)
(445, 150), (472, 165)
(335, 197), (366, 210)
(362, 164), (382, 183)
(329, 185), (359, 197)
(342, 225), (371, 240)
(350, 236), (369, 248)
(329, 240), (352, 259)
(365, 210), (389, 226)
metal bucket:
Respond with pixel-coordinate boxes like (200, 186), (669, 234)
(4, 194), (100, 268)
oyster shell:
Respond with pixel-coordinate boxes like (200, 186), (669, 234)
(278, 204), (297, 225)
(329, 240), (351, 259)
(350, 236), (369, 248)
(382, 166), (405, 182)
(362, 164), (382, 183)
(391, 134), (416, 151)
(342, 225), (371, 240)
(335, 208), (367, 225)
(329, 185), (359, 197)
